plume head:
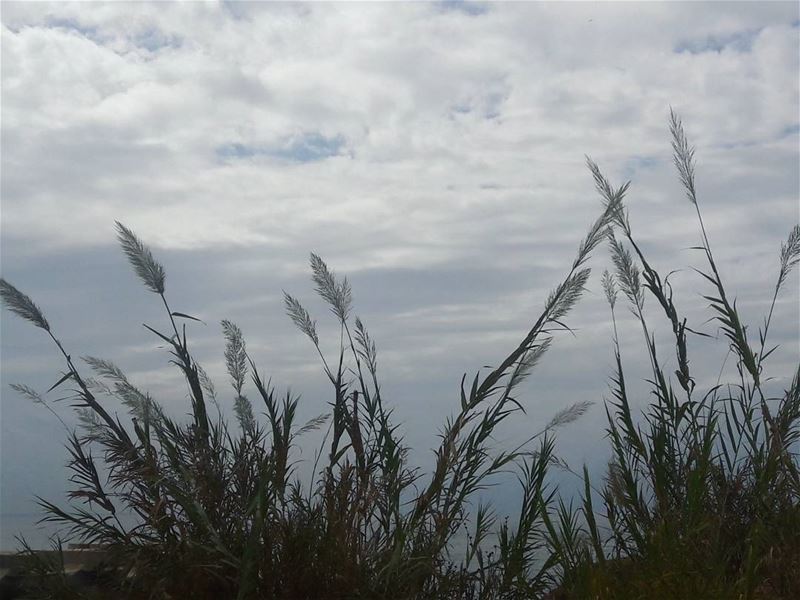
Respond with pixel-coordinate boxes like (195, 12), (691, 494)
(669, 108), (697, 205)
(309, 253), (352, 323)
(0, 279), (51, 332)
(778, 224), (800, 293)
(115, 221), (166, 295)
(284, 292), (319, 345)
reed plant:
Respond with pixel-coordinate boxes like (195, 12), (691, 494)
(2, 193), (613, 600)
(551, 111), (800, 599)
(2, 112), (798, 599)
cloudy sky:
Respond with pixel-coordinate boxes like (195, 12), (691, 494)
(1, 1), (798, 549)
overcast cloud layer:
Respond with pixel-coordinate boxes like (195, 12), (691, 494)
(1, 1), (798, 549)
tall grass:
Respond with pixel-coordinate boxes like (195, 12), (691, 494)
(552, 111), (800, 599)
(2, 112), (798, 599)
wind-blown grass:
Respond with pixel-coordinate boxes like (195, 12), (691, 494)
(2, 112), (798, 599)
(552, 111), (800, 600)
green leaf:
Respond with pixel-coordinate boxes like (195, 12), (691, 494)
(171, 311), (205, 324)
(47, 372), (75, 393)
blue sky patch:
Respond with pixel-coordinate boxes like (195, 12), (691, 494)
(221, 0), (253, 22)
(44, 16), (106, 44)
(623, 155), (658, 179)
(781, 124), (800, 137)
(216, 143), (258, 160)
(674, 28), (761, 54)
(132, 27), (182, 52)
(436, 1), (489, 17)
(450, 87), (509, 121)
(276, 132), (346, 162)
(45, 16), (181, 53)
(216, 132), (347, 164)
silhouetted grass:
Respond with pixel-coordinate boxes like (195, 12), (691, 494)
(553, 111), (800, 600)
(2, 112), (798, 599)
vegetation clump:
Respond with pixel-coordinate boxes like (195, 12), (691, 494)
(2, 112), (798, 599)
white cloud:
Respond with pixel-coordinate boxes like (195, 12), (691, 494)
(2, 2), (796, 257)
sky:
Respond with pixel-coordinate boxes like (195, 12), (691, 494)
(1, 1), (798, 550)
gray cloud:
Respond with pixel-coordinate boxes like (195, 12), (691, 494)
(1, 1), (798, 548)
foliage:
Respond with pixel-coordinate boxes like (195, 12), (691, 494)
(2, 112), (798, 599)
(554, 110), (800, 600)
